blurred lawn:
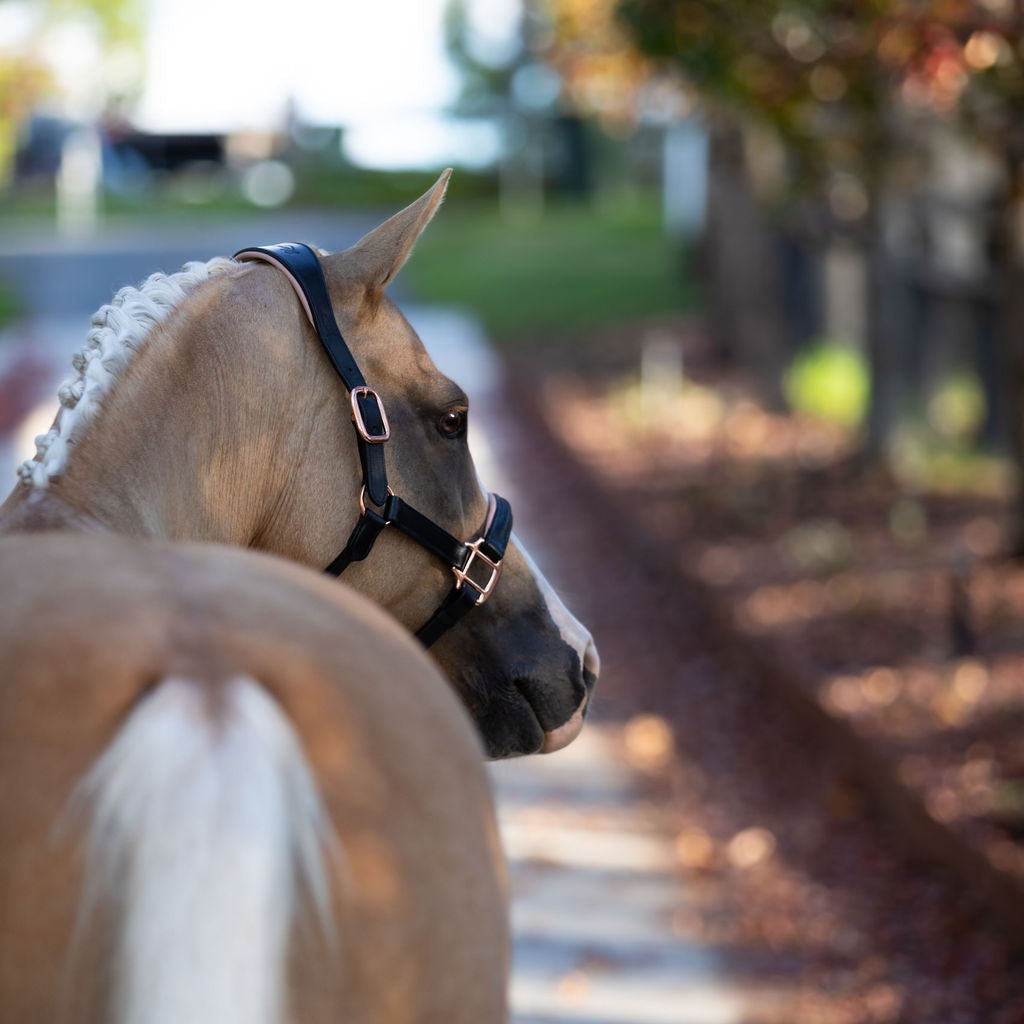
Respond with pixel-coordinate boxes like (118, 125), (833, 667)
(0, 178), (697, 343)
(406, 197), (697, 350)
(0, 166), (498, 229)
(0, 277), (19, 328)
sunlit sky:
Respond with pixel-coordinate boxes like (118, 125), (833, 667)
(0, 0), (521, 168)
(136, 0), (519, 166)
(139, 0), (457, 131)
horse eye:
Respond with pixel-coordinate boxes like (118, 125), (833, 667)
(438, 408), (467, 438)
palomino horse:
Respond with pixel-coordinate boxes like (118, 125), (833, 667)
(0, 170), (599, 758)
(0, 173), (598, 1021)
(0, 532), (508, 1024)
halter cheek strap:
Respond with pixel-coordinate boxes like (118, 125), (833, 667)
(233, 242), (512, 648)
(234, 243), (390, 507)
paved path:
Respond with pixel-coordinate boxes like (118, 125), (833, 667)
(416, 308), (742, 1024)
(0, 316), (81, 485)
(0, 247), (744, 1023)
(492, 726), (742, 1024)
(0, 211), (379, 317)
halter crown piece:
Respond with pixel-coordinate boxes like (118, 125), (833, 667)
(234, 243), (513, 648)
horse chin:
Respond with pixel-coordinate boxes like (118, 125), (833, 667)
(439, 615), (599, 760)
(463, 685), (545, 759)
(475, 667), (592, 760)
(538, 702), (587, 753)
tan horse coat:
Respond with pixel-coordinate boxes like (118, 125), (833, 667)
(0, 533), (507, 1024)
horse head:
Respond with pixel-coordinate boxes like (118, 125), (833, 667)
(234, 173), (598, 758)
(3, 172), (598, 759)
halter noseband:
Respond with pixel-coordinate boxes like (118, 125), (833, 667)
(233, 243), (513, 648)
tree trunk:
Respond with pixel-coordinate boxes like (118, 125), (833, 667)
(703, 116), (788, 410)
(993, 193), (1024, 553)
(986, 106), (1024, 553)
(864, 192), (910, 462)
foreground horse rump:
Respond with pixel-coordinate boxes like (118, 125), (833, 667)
(0, 170), (598, 759)
(0, 534), (507, 1024)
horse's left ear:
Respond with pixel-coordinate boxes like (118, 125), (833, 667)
(329, 169), (451, 298)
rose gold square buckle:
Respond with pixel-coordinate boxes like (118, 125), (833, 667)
(453, 541), (503, 605)
(350, 386), (390, 443)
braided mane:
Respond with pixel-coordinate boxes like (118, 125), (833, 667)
(18, 257), (238, 488)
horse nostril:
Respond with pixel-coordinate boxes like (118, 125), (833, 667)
(583, 641), (600, 685)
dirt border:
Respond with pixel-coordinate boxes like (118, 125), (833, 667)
(505, 366), (1024, 952)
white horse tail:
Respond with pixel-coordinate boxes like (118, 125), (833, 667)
(76, 677), (336, 1024)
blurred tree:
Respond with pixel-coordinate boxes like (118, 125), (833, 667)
(444, 0), (519, 115)
(0, 0), (141, 185)
(621, 1), (1024, 468)
(444, 0), (541, 210)
(445, 0), (605, 206)
(537, 0), (892, 409)
(938, 6), (1024, 549)
(534, 0), (657, 130)
(0, 47), (52, 184)
(540, 0), (1024, 508)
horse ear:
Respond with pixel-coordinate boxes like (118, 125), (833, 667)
(331, 169), (452, 297)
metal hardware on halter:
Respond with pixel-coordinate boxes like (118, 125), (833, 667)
(350, 386), (390, 443)
(451, 492), (503, 604)
(358, 484), (394, 516)
(454, 540), (502, 604)
(233, 240), (514, 648)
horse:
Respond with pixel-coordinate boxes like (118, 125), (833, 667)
(0, 531), (509, 1024)
(0, 169), (599, 759)
(0, 171), (598, 1021)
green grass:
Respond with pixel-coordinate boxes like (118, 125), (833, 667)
(0, 275), (20, 330)
(0, 186), (262, 228)
(0, 167), (496, 229)
(406, 197), (697, 348)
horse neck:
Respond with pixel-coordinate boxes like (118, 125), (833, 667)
(51, 336), (276, 542)
(11, 279), (355, 550)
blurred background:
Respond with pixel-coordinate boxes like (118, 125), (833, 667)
(7, 0), (1024, 1020)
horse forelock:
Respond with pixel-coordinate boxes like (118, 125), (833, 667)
(18, 256), (240, 489)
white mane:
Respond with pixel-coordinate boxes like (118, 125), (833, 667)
(18, 256), (239, 488)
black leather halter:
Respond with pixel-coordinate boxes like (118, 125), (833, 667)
(233, 242), (513, 648)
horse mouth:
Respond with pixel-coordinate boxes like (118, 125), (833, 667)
(538, 699), (587, 753)
(481, 686), (587, 760)
(513, 666), (592, 756)
(477, 642), (598, 759)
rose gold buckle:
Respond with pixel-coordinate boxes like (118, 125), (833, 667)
(358, 484), (395, 516)
(453, 541), (502, 605)
(351, 386), (390, 443)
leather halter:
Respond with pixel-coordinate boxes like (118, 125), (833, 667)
(233, 243), (513, 648)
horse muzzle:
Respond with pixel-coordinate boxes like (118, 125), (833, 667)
(538, 639), (599, 753)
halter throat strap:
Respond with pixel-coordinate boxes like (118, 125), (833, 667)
(233, 242), (512, 648)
